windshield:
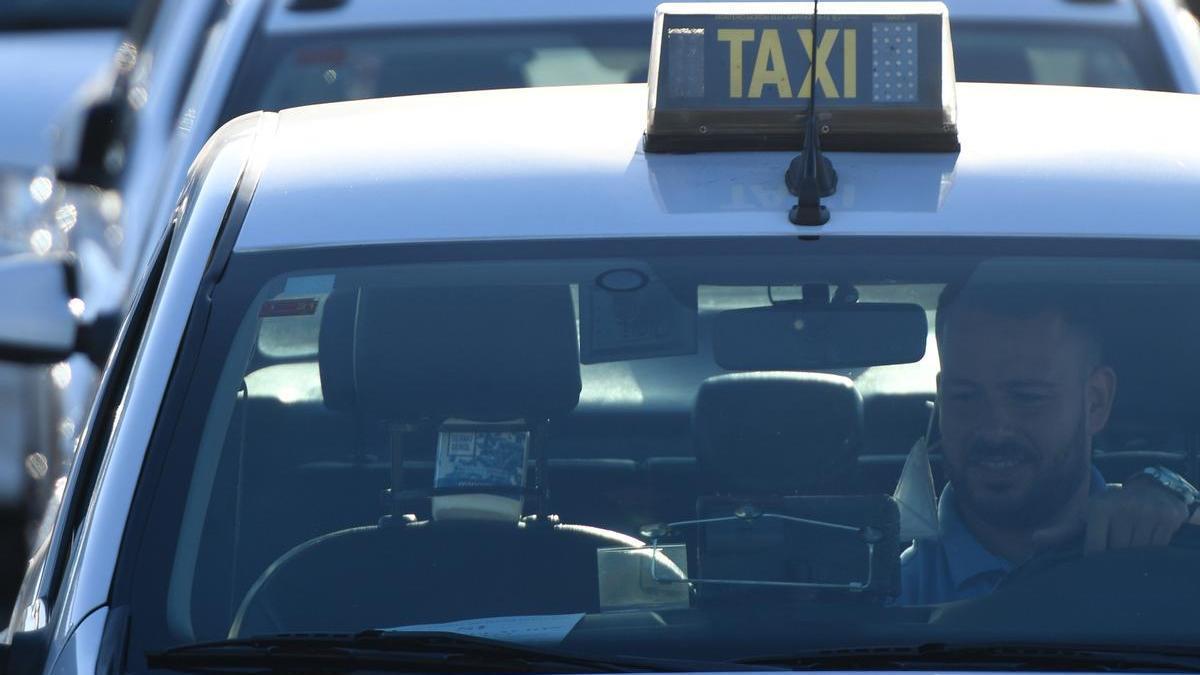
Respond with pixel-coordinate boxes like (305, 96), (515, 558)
(122, 236), (1200, 669)
(219, 17), (1175, 125)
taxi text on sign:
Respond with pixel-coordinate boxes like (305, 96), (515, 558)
(658, 13), (942, 108)
(719, 27), (856, 98)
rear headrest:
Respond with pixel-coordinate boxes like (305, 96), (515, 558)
(319, 286), (581, 422)
(693, 372), (862, 495)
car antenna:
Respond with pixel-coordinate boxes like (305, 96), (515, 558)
(785, 0), (838, 226)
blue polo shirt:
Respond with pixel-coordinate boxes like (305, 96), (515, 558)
(897, 467), (1108, 606)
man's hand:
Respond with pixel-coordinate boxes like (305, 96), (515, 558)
(1032, 479), (1190, 554)
(1083, 479), (1189, 552)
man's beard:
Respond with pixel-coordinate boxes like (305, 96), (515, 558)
(949, 416), (1090, 531)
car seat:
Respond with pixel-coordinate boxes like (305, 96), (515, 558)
(229, 284), (647, 637)
(690, 372), (901, 604)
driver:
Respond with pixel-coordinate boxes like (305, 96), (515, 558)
(898, 283), (1200, 605)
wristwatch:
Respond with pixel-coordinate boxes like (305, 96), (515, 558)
(1136, 466), (1200, 516)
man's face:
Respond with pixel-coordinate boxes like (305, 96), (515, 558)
(938, 308), (1114, 530)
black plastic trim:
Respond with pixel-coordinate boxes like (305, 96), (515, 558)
(0, 345), (73, 366)
(76, 314), (123, 368)
(644, 130), (961, 154)
(56, 101), (122, 189)
(287, 0), (347, 9)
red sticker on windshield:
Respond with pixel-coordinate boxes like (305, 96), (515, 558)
(259, 298), (319, 318)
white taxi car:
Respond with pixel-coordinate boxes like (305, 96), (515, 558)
(5, 3), (1200, 674)
(26, 0), (1200, 516)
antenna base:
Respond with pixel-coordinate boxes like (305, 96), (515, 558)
(789, 203), (831, 227)
(785, 154), (839, 197)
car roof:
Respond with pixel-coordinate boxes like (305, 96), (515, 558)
(263, 0), (1142, 35)
(231, 82), (1200, 253)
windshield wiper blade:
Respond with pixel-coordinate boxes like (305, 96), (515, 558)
(147, 630), (761, 674)
(739, 642), (1200, 671)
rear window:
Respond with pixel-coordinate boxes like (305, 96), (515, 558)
(0, 0), (136, 29)
(953, 21), (1175, 91)
(220, 22), (649, 123)
(219, 16), (1178, 128)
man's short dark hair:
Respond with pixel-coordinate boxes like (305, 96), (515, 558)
(935, 281), (1105, 371)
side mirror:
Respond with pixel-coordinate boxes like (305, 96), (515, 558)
(0, 255), (116, 367)
(54, 97), (123, 191)
(2, 625), (53, 675)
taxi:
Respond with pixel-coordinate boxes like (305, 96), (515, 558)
(5, 2), (1200, 674)
(27, 0), (1200, 491)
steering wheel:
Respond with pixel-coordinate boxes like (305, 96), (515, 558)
(929, 523), (1200, 636)
(998, 522), (1200, 589)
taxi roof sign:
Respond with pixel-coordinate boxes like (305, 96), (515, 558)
(645, 2), (959, 153)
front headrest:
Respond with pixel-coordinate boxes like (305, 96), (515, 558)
(319, 286), (581, 422)
(693, 372), (862, 495)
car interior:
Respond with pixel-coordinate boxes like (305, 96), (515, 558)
(174, 259), (1200, 647)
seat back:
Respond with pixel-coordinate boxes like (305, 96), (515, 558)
(231, 520), (644, 637)
(320, 285), (581, 425)
(690, 372), (899, 602)
(378, 50), (528, 98)
(694, 371), (862, 496)
(320, 284), (583, 517)
(227, 284), (648, 635)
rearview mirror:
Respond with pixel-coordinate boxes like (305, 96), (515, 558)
(713, 302), (928, 371)
(0, 255), (116, 367)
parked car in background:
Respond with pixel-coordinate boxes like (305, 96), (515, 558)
(219, 0), (1200, 127)
(0, 0), (141, 617)
(0, 0), (136, 171)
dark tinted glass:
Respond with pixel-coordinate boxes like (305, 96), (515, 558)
(953, 21), (1175, 91)
(120, 237), (1200, 670)
(220, 22), (650, 123)
(0, 0), (138, 30)
(220, 16), (1177, 127)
